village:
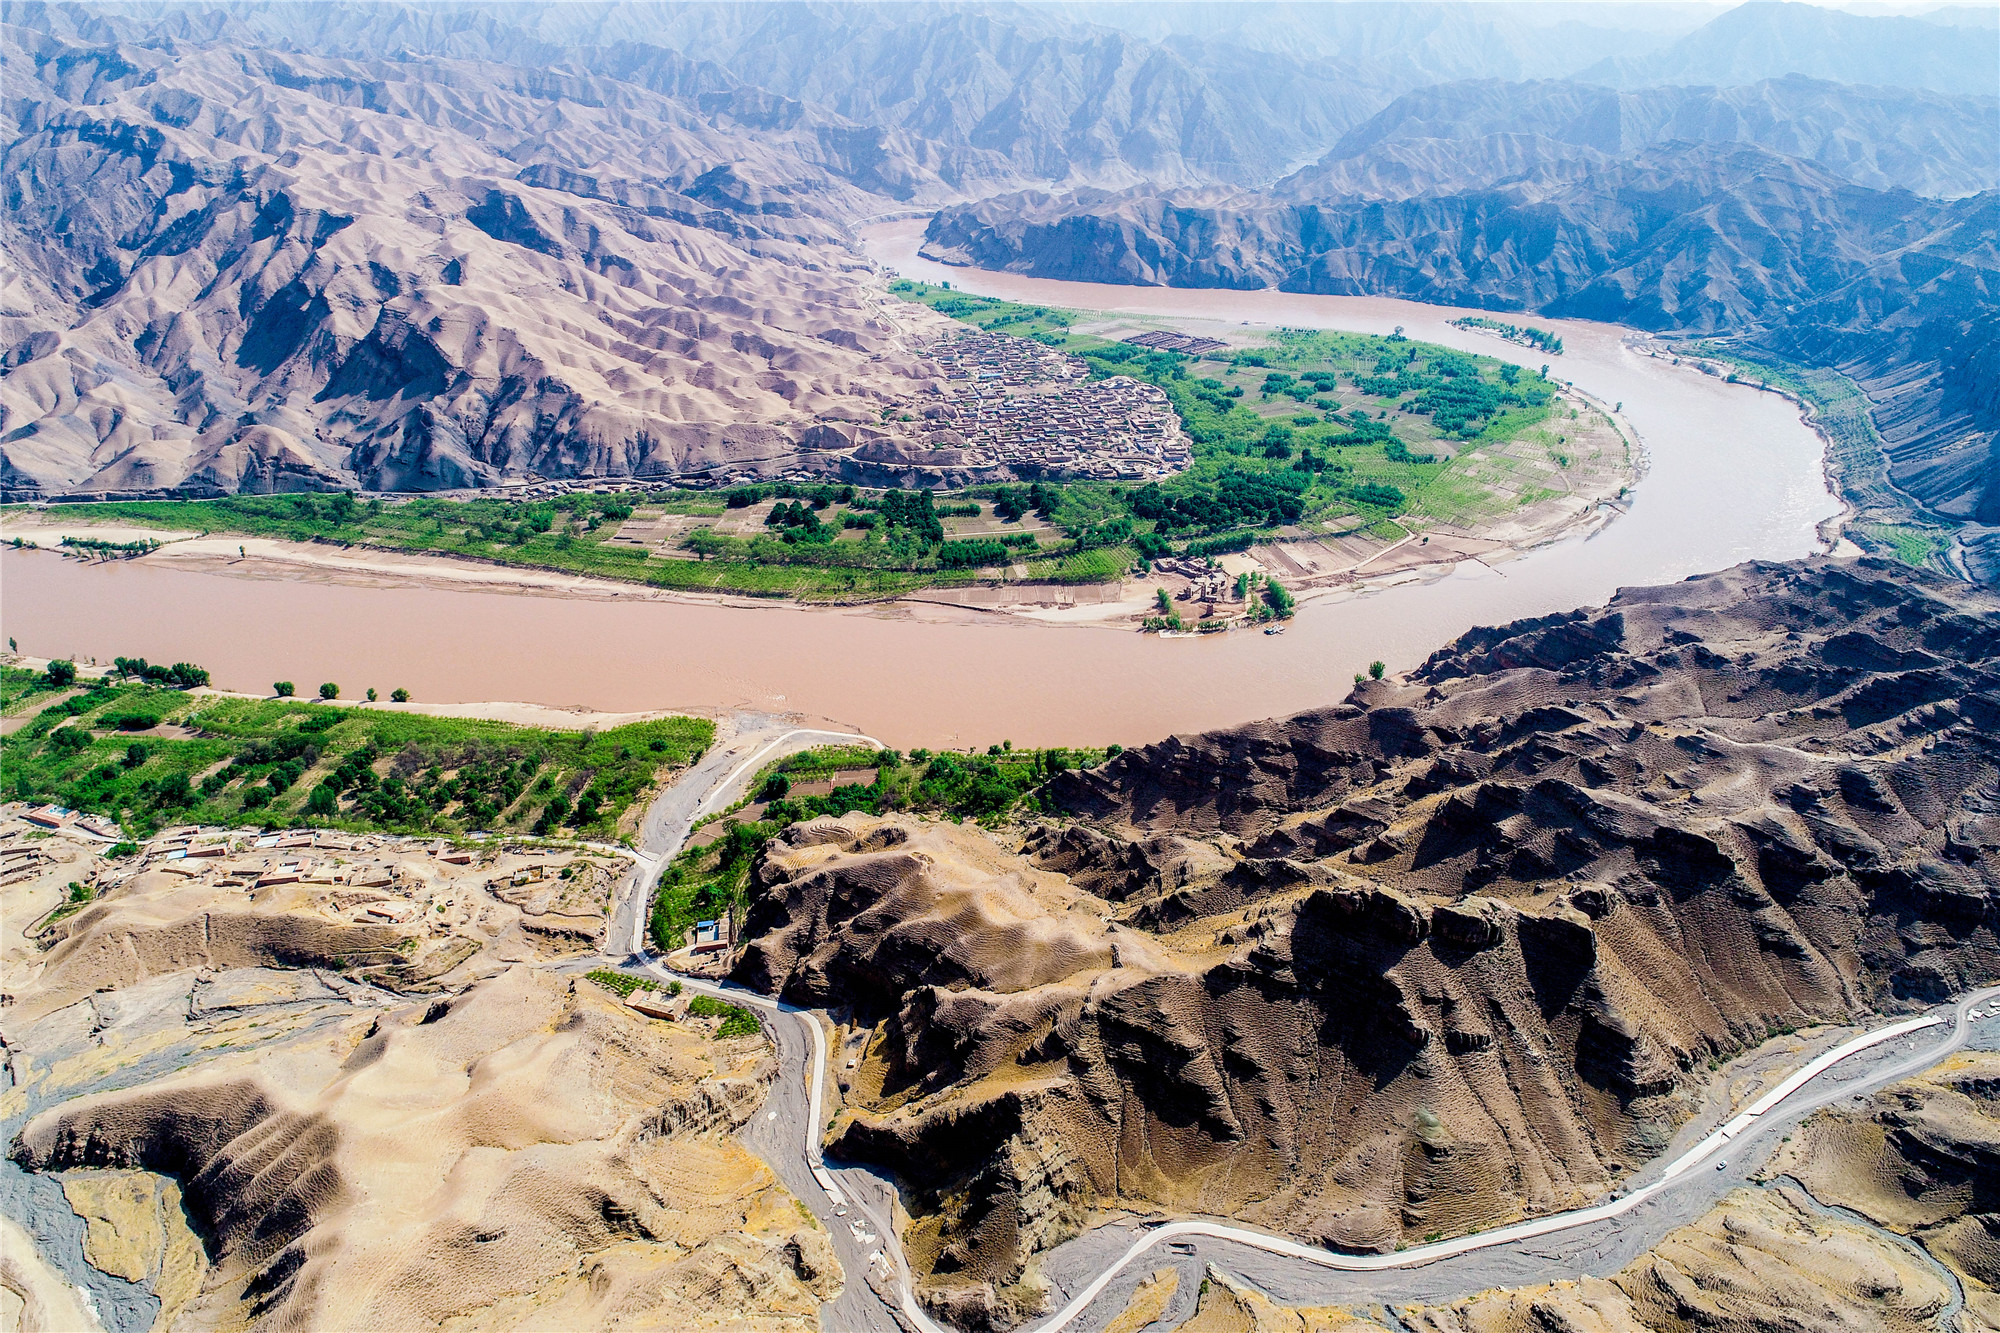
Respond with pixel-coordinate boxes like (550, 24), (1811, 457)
(420, 327), (1192, 499)
(904, 328), (1192, 480)
(5, 805), (623, 986)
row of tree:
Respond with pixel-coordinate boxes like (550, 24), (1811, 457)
(274, 681), (410, 703)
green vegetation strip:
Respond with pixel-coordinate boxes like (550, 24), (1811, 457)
(1, 663), (712, 839)
(687, 994), (762, 1038)
(585, 968), (659, 998)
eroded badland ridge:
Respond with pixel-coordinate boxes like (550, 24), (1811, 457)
(733, 556), (2000, 1324)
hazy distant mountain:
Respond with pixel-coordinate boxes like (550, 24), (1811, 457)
(925, 147), (1976, 328)
(1580, 1), (2000, 96)
(1062, 1), (1720, 86)
(1284, 75), (1998, 200)
(513, 2), (1390, 188)
(31, 0), (1393, 191)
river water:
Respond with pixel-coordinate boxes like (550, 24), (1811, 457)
(0, 227), (1839, 749)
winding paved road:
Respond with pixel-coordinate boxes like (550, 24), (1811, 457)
(607, 714), (885, 960)
(598, 741), (1999, 1333)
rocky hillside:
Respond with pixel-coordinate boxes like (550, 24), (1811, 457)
(0, 16), (976, 496)
(733, 557), (2000, 1325)
(923, 147), (1990, 333)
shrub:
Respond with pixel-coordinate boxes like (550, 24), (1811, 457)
(318, 682), (339, 700)
(390, 688), (410, 703)
(1350, 482), (1406, 510)
(274, 681), (295, 697)
(585, 968), (656, 998)
(45, 660), (76, 688)
(102, 708), (167, 731)
(688, 994), (762, 1038)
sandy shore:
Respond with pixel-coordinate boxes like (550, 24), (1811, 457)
(1, 460), (1637, 637)
(1, 654), (706, 731)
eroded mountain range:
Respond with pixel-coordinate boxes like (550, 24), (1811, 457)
(4, 0), (1995, 570)
(733, 556), (2000, 1324)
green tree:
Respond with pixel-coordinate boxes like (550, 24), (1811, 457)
(1156, 587), (1173, 614)
(318, 682), (340, 700)
(274, 681), (295, 697)
(391, 688), (410, 703)
(122, 742), (149, 769)
(1263, 580), (1295, 618)
(366, 688), (378, 703)
(1369, 660), (1386, 680)
(45, 659), (76, 687)
(756, 773), (791, 801)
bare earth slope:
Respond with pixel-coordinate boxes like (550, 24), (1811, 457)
(1322, 1047), (2000, 1333)
(1774, 1047), (2000, 1328)
(2, 820), (839, 1332)
(0, 18), (965, 496)
(732, 556), (2000, 1326)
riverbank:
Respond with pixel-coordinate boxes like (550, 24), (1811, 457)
(0, 455), (1633, 636)
(0, 254), (1838, 748)
(2, 279), (1643, 634)
(0, 657), (714, 841)
(2, 652), (700, 732)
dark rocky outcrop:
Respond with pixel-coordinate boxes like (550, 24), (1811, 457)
(736, 557), (2000, 1323)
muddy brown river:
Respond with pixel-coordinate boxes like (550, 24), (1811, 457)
(0, 227), (1840, 748)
